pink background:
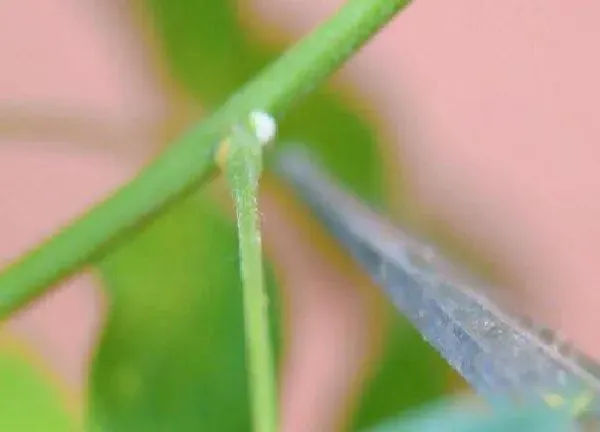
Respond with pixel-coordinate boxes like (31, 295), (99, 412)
(2, 0), (599, 430)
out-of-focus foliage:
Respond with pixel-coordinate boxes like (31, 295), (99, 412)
(88, 0), (450, 430)
(352, 318), (449, 429)
(90, 198), (281, 431)
(366, 397), (577, 432)
(146, 0), (384, 204)
(0, 338), (78, 431)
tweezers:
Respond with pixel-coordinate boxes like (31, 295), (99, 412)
(273, 147), (600, 425)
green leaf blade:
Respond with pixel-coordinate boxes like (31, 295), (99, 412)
(89, 199), (281, 432)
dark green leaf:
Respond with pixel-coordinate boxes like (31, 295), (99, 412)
(350, 311), (449, 430)
(89, 198), (281, 431)
(88, 1), (450, 429)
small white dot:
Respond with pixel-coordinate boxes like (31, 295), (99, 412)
(249, 111), (277, 145)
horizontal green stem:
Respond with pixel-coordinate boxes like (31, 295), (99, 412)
(0, 0), (411, 318)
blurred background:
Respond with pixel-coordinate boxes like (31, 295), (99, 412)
(1, 0), (600, 430)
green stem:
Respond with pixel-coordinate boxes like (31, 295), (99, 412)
(0, 0), (411, 318)
(225, 120), (276, 432)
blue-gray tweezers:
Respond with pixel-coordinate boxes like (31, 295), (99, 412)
(273, 147), (600, 424)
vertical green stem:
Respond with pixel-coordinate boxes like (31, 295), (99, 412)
(224, 119), (277, 432)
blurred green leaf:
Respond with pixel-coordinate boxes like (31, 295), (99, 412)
(366, 398), (577, 432)
(87, 0), (450, 430)
(146, 0), (384, 204)
(89, 198), (281, 431)
(0, 346), (77, 431)
(350, 313), (449, 430)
